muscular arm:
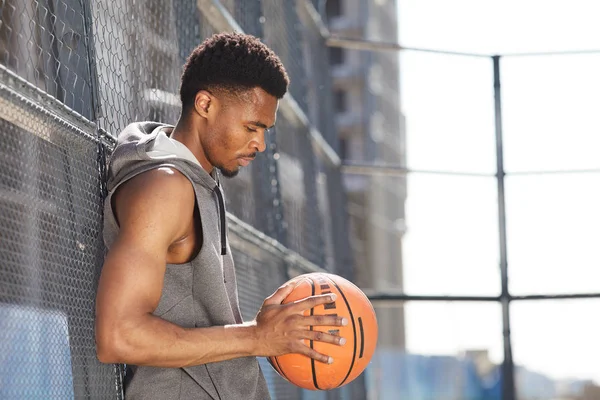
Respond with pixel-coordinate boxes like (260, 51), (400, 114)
(95, 167), (344, 368)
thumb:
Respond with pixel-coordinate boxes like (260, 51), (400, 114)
(263, 281), (296, 306)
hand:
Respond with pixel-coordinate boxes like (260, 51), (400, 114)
(253, 282), (348, 364)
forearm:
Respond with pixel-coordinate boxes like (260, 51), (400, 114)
(97, 314), (259, 368)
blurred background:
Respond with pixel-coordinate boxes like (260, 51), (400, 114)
(0, 0), (598, 399)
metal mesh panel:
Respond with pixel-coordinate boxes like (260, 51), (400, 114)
(322, 164), (354, 277)
(230, 239), (305, 400)
(92, 0), (192, 132)
(275, 113), (326, 267)
(262, 0), (308, 112)
(0, 0), (95, 119)
(0, 87), (119, 398)
(298, 4), (338, 152)
(219, 0), (264, 37)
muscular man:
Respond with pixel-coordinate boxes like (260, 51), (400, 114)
(95, 32), (346, 399)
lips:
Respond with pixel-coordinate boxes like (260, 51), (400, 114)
(238, 157), (254, 167)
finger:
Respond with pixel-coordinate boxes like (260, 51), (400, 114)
(263, 281), (299, 306)
(293, 343), (334, 365)
(302, 315), (348, 327)
(302, 329), (347, 346)
(290, 293), (337, 312)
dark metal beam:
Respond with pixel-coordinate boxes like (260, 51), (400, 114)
(506, 168), (600, 176)
(341, 163), (493, 177)
(342, 162), (600, 177)
(326, 36), (490, 58)
(493, 55), (516, 400)
(500, 49), (600, 57)
(511, 293), (600, 301)
(367, 294), (501, 302)
(366, 293), (600, 302)
(326, 36), (600, 58)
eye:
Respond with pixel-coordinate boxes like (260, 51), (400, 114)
(245, 126), (258, 133)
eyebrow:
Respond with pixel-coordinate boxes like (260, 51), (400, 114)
(248, 121), (275, 130)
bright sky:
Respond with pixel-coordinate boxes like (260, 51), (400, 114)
(395, 0), (600, 386)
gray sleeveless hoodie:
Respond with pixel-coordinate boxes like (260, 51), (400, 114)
(103, 122), (270, 400)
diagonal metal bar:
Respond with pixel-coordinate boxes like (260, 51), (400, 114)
(341, 162), (495, 177)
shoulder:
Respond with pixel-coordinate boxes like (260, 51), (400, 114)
(116, 166), (194, 205)
(113, 167), (196, 240)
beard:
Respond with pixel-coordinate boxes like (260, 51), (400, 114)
(204, 144), (240, 179)
(217, 165), (240, 178)
(203, 132), (256, 179)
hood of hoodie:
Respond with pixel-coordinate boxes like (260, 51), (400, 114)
(106, 121), (220, 193)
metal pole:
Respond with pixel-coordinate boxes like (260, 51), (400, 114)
(365, 292), (600, 302)
(494, 55), (516, 400)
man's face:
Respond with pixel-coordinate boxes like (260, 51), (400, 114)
(202, 87), (278, 178)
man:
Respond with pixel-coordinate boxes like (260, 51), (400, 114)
(95, 32), (346, 399)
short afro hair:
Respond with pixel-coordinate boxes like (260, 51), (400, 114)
(180, 32), (290, 110)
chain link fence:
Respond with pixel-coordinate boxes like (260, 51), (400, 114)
(0, 75), (119, 398)
(0, 0), (359, 399)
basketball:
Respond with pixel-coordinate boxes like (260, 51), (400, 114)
(268, 272), (378, 390)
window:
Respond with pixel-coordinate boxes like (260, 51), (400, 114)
(334, 89), (347, 113)
(329, 47), (344, 66)
(325, 0), (342, 20)
(338, 137), (348, 160)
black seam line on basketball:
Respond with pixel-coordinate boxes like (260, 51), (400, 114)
(273, 356), (288, 382)
(310, 278), (322, 390)
(358, 317), (365, 358)
(329, 278), (357, 388)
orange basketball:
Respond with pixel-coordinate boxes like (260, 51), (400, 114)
(268, 272), (378, 390)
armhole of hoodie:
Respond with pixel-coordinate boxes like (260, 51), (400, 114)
(107, 164), (204, 262)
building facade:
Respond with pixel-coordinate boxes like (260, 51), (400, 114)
(323, 0), (407, 351)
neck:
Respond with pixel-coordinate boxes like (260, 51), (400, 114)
(170, 116), (214, 175)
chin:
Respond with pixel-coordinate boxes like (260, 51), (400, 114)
(218, 166), (240, 178)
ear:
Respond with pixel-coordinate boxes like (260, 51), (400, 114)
(194, 90), (212, 118)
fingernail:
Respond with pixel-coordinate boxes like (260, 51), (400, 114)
(329, 294), (337, 301)
(328, 357), (334, 364)
(339, 338), (346, 345)
(341, 318), (348, 326)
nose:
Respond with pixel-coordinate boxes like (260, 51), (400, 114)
(252, 130), (267, 153)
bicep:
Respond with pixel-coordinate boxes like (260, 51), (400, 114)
(96, 168), (194, 321)
(97, 235), (167, 319)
